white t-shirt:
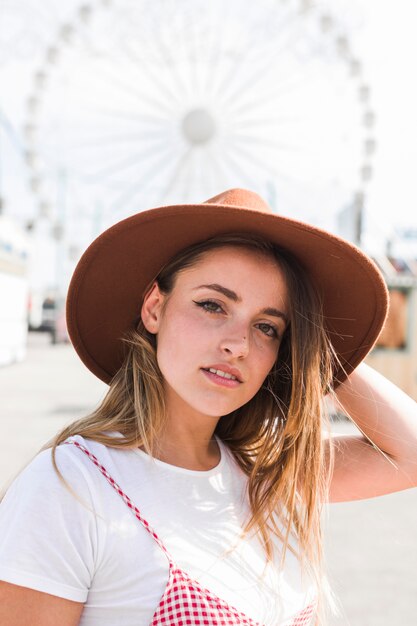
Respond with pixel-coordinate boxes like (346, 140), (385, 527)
(0, 435), (316, 625)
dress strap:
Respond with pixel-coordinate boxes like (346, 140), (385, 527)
(64, 440), (174, 568)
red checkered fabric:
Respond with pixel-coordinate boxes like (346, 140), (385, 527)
(66, 440), (316, 625)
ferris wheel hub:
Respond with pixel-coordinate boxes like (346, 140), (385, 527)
(182, 108), (216, 145)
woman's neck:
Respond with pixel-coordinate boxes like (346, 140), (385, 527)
(150, 419), (221, 471)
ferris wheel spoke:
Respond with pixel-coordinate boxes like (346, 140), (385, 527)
(206, 7), (281, 99)
(181, 147), (219, 203)
(188, 5), (243, 101)
(217, 149), (263, 192)
(62, 91), (170, 124)
(84, 61), (176, 117)
(229, 132), (310, 154)
(105, 147), (179, 217)
(197, 152), (213, 199)
(120, 40), (184, 108)
(228, 138), (311, 186)
(76, 139), (173, 183)
(159, 146), (195, 203)
(229, 114), (305, 131)
(179, 153), (201, 203)
(189, 149), (213, 200)
(226, 69), (312, 118)
(229, 133), (306, 156)
(180, 11), (205, 97)
(150, 28), (194, 100)
(218, 41), (313, 113)
(79, 106), (169, 125)
(204, 145), (234, 195)
(211, 9), (306, 103)
(198, 8), (227, 97)
(62, 127), (171, 151)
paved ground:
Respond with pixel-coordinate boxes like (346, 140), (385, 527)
(0, 333), (416, 625)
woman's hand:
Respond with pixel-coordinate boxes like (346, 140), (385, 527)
(326, 362), (417, 503)
(0, 582), (83, 626)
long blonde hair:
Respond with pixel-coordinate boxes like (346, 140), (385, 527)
(48, 233), (336, 619)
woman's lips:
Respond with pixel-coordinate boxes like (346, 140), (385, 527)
(201, 368), (242, 388)
(202, 364), (243, 382)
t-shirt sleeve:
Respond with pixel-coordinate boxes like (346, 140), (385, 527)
(0, 444), (101, 602)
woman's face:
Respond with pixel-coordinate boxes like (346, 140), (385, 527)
(141, 246), (289, 422)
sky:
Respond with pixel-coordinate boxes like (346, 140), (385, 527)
(1, 0), (417, 293)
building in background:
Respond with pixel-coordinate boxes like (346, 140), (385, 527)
(0, 216), (29, 366)
(366, 256), (417, 400)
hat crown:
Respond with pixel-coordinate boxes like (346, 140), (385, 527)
(204, 188), (272, 214)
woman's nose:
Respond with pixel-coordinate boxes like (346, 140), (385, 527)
(220, 332), (250, 358)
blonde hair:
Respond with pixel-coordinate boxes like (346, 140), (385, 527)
(48, 233), (337, 622)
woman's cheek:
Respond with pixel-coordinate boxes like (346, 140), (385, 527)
(157, 313), (204, 364)
(253, 333), (280, 361)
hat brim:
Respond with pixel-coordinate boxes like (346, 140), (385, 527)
(66, 202), (388, 387)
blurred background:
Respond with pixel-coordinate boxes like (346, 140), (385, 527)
(0, 1), (416, 624)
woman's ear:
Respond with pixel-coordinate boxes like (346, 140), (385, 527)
(141, 282), (164, 334)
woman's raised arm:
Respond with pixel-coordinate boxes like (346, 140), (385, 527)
(0, 582), (84, 626)
(327, 362), (417, 502)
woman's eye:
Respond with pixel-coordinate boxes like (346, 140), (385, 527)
(193, 302), (279, 338)
(193, 300), (224, 314)
(257, 323), (278, 338)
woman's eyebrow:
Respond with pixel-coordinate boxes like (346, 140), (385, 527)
(193, 283), (288, 324)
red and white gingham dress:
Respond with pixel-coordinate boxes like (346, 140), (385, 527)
(68, 440), (316, 626)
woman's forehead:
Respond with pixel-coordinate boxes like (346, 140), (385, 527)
(175, 245), (288, 304)
(190, 244), (280, 270)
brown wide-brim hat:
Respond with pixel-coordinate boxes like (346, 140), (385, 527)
(67, 188), (388, 387)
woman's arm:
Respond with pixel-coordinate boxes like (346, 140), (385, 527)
(326, 362), (417, 502)
(0, 582), (84, 626)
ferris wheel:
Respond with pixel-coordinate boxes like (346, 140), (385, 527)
(21, 0), (376, 266)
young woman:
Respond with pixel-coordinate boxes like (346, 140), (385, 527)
(0, 188), (416, 626)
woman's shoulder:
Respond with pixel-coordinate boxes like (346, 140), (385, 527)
(0, 436), (110, 603)
(1, 437), (93, 510)
(2, 434), (128, 508)
(15, 435), (106, 480)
